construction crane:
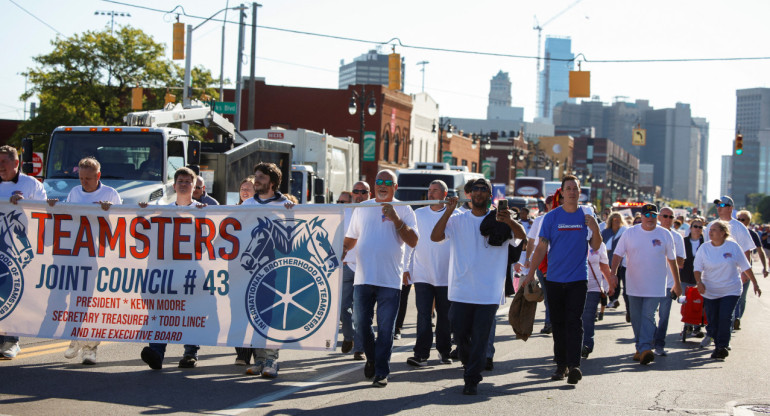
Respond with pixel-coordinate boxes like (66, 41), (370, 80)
(533, 0), (585, 118)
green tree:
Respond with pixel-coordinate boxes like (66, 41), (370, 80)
(11, 26), (219, 150)
(745, 193), (765, 212)
(756, 195), (770, 223)
(668, 199), (694, 208)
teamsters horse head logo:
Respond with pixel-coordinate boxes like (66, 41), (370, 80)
(241, 217), (339, 343)
(0, 211), (33, 321)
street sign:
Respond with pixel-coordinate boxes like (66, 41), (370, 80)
(632, 128), (646, 146)
(482, 161), (492, 179)
(213, 101), (237, 115)
(363, 131), (376, 161)
(32, 152), (43, 176)
(442, 151), (452, 164)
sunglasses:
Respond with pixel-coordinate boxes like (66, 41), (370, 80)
(659, 214), (674, 219)
(352, 189), (369, 194)
(643, 212), (658, 218)
(471, 186), (490, 192)
(336, 200), (350, 204)
(691, 225), (703, 229)
(717, 203), (732, 208)
(194, 186), (203, 190)
(375, 179), (394, 187)
(738, 218), (750, 223)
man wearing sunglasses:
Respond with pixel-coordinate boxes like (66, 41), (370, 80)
(344, 171), (418, 388)
(340, 181), (370, 360)
(431, 178), (525, 395)
(653, 207), (686, 356)
(611, 203), (681, 366)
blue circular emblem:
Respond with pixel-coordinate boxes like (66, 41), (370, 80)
(245, 257), (331, 342)
(0, 251), (24, 321)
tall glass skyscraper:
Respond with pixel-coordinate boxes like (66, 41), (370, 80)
(538, 36), (575, 120)
(732, 88), (770, 207)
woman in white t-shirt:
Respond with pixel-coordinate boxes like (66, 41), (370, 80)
(693, 220), (761, 360)
(581, 242), (613, 359)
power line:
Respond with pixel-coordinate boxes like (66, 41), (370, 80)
(7, 0), (63, 36)
(103, 1), (770, 65)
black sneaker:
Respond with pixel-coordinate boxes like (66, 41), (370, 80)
(462, 383), (478, 395)
(449, 348), (459, 360)
(353, 352), (365, 361)
(567, 367), (582, 384)
(625, 311), (631, 323)
(485, 357), (494, 371)
(551, 366), (568, 380)
(581, 346), (591, 359)
(341, 340), (354, 354)
(140, 347), (162, 370)
(598, 312), (604, 321)
(372, 376), (388, 387)
(438, 353), (453, 365)
(733, 318), (741, 330)
(540, 324), (552, 334)
(364, 360), (375, 379)
(178, 356), (197, 368)
(406, 356), (428, 367)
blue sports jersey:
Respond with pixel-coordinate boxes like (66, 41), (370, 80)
(539, 206), (591, 283)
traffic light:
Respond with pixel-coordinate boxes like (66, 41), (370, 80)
(735, 133), (743, 155)
(164, 91), (176, 105)
(173, 22), (185, 60)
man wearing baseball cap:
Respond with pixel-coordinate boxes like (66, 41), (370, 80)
(611, 203), (681, 366)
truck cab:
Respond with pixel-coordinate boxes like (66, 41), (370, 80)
(43, 126), (190, 205)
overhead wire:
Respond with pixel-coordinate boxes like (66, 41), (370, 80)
(103, 0), (770, 65)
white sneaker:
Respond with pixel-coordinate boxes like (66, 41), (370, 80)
(64, 341), (81, 359)
(81, 346), (97, 365)
(261, 359), (279, 378)
(699, 336), (712, 349)
(1, 341), (21, 359)
(654, 347), (668, 356)
(245, 361), (265, 375)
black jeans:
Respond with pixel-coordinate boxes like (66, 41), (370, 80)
(449, 302), (498, 386)
(545, 280), (587, 369)
(413, 283), (451, 358)
(395, 284), (411, 332)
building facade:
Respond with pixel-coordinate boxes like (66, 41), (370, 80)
(338, 49), (405, 92)
(732, 88), (770, 207)
(721, 155), (732, 198)
(538, 36), (574, 120)
(573, 135), (640, 209)
(409, 92), (439, 167)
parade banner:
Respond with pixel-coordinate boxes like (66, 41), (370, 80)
(0, 202), (344, 351)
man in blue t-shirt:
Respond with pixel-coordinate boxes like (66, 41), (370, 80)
(522, 175), (606, 385)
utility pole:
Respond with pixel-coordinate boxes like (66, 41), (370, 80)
(416, 61), (429, 92)
(234, 4), (246, 131)
(247, 2), (262, 130)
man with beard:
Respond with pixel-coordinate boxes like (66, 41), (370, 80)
(521, 175), (604, 385)
(241, 162), (293, 378)
(341, 181), (371, 359)
(431, 178), (525, 395)
(344, 170), (418, 387)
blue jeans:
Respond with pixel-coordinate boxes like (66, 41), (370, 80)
(705, 296), (740, 350)
(413, 283), (451, 359)
(654, 288), (674, 349)
(450, 302), (498, 385)
(733, 280), (751, 320)
(545, 280), (587, 369)
(148, 343), (199, 360)
(353, 284), (400, 378)
(487, 316), (496, 359)
(0, 336), (19, 344)
(627, 296), (661, 352)
(582, 291), (602, 351)
(537, 269), (550, 325)
(340, 265), (356, 342)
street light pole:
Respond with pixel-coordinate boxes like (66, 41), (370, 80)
(434, 117), (453, 164)
(349, 85), (377, 181)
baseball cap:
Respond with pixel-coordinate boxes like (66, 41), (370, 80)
(713, 196), (734, 207)
(640, 203), (658, 215)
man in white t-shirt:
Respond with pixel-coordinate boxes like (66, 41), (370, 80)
(0, 145), (47, 359)
(344, 170), (418, 388)
(340, 181), (370, 359)
(432, 178), (525, 395)
(48, 157), (122, 365)
(404, 180), (455, 368)
(611, 204), (681, 366)
(140, 167), (206, 371)
(241, 162), (293, 378)
(653, 207), (686, 356)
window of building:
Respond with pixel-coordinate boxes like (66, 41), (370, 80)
(393, 133), (400, 163)
(382, 131), (390, 161)
(472, 162), (478, 172)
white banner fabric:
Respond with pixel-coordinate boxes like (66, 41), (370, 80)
(0, 201), (345, 351)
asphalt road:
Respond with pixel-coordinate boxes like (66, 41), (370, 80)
(1, 263), (769, 416)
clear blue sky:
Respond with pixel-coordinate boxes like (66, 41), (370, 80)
(3, 0), (770, 200)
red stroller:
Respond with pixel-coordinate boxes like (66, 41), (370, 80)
(680, 286), (708, 342)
